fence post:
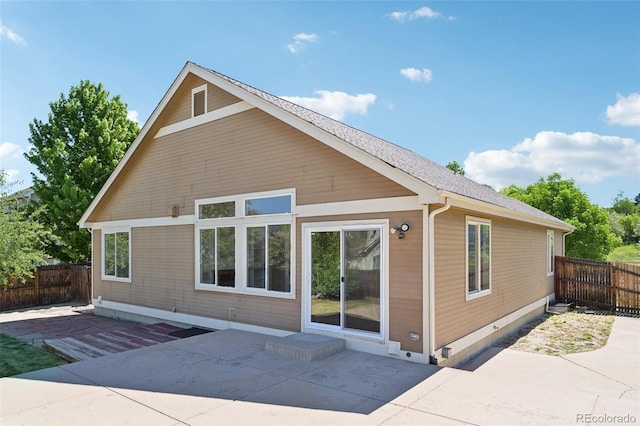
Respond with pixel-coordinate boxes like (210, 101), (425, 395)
(34, 268), (40, 306)
(611, 263), (617, 314)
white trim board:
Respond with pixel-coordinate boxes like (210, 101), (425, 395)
(87, 196), (421, 229)
(90, 215), (196, 229)
(295, 196), (420, 217)
(155, 101), (254, 139)
(433, 295), (547, 362)
(93, 299), (429, 364)
(94, 299), (294, 337)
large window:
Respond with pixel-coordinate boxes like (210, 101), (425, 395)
(195, 190), (293, 296)
(547, 230), (555, 276)
(103, 229), (130, 282)
(466, 217), (491, 300)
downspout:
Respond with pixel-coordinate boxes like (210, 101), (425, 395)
(427, 197), (451, 363)
(562, 229), (574, 257)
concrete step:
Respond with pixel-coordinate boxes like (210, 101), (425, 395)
(547, 303), (572, 314)
(265, 333), (346, 361)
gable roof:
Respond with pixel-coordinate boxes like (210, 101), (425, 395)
(79, 61), (573, 231)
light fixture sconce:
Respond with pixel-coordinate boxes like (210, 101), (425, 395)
(171, 205), (180, 218)
(391, 223), (410, 239)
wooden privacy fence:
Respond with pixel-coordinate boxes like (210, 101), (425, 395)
(555, 256), (640, 315)
(1, 265), (91, 311)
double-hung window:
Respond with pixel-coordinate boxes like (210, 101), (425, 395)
(102, 228), (131, 282)
(547, 230), (555, 276)
(195, 190), (293, 296)
(466, 217), (491, 300)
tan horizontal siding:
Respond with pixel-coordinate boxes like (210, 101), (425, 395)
(434, 208), (551, 348)
(90, 108), (413, 222)
(161, 74), (242, 126)
(93, 226), (300, 331)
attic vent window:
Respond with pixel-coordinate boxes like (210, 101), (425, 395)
(192, 84), (207, 117)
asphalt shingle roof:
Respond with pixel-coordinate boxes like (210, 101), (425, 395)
(198, 63), (569, 228)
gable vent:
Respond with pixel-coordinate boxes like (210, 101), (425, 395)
(192, 84), (207, 117)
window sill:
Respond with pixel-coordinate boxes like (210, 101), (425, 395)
(195, 283), (295, 299)
(102, 276), (131, 284)
(466, 289), (491, 301)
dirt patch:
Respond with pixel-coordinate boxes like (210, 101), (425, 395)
(499, 311), (615, 356)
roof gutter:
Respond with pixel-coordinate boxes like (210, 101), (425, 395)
(438, 190), (574, 232)
(427, 196), (451, 363)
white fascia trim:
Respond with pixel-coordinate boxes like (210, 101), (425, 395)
(94, 299), (294, 337)
(187, 65), (441, 205)
(439, 191), (574, 231)
(433, 295), (547, 362)
(79, 63), (196, 228)
(295, 195), (421, 217)
(91, 215), (196, 229)
(156, 101), (255, 139)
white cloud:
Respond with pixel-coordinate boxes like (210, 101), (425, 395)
(606, 93), (640, 126)
(400, 67), (432, 83)
(388, 6), (455, 23)
(287, 33), (319, 53)
(127, 110), (140, 124)
(464, 131), (640, 189)
(0, 23), (26, 45)
(281, 91), (376, 121)
(0, 142), (22, 159)
(4, 169), (19, 182)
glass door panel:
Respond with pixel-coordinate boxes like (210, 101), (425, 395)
(310, 231), (341, 327)
(343, 230), (381, 333)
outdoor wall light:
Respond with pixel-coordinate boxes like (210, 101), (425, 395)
(171, 205), (179, 218)
(391, 223), (410, 239)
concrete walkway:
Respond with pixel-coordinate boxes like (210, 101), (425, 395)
(1, 307), (638, 425)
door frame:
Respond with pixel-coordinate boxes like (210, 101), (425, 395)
(302, 219), (389, 341)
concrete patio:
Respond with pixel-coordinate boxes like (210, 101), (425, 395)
(0, 306), (638, 425)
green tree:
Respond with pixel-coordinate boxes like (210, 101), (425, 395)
(0, 171), (51, 286)
(501, 173), (620, 260)
(611, 192), (638, 215)
(25, 81), (139, 263)
(446, 161), (465, 176)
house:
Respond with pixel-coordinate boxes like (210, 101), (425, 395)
(79, 62), (574, 366)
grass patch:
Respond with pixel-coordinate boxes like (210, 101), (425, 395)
(500, 312), (615, 356)
(0, 334), (67, 378)
(607, 244), (640, 262)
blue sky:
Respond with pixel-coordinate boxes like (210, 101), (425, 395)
(1, 1), (639, 207)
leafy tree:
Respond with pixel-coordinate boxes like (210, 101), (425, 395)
(25, 81), (139, 263)
(446, 161), (465, 176)
(609, 211), (640, 245)
(611, 192), (638, 215)
(0, 171), (51, 286)
(501, 173), (620, 260)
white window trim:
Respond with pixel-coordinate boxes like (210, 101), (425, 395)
(101, 226), (131, 283)
(191, 84), (207, 118)
(547, 230), (555, 276)
(194, 189), (296, 299)
(465, 216), (492, 301)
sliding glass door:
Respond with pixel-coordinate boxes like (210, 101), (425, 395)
(308, 225), (382, 335)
